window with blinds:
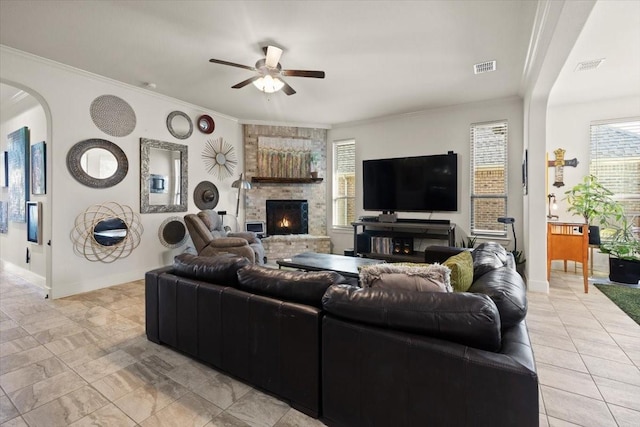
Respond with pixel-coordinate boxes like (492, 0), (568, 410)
(470, 121), (508, 236)
(590, 118), (640, 229)
(332, 140), (356, 228)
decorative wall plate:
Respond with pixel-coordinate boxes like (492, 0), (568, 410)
(197, 115), (215, 134)
(90, 95), (136, 137)
(193, 180), (220, 210)
(202, 137), (237, 179)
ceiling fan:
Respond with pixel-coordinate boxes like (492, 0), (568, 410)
(209, 46), (325, 96)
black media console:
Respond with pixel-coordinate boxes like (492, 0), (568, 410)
(352, 220), (456, 263)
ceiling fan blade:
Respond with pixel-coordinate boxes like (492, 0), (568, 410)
(280, 79), (296, 96)
(232, 76), (260, 89)
(209, 58), (255, 71)
(282, 69), (325, 79)
(265, 46), (283, 69)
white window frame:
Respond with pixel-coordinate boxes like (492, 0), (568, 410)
(470, 120), (508, 237)
(332, 139), (356, 229)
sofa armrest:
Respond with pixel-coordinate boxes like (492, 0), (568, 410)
(145, 265), (174, 344)
(229, 231), (260, 244)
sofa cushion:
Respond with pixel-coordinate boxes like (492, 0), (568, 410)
(469, 266), (527, 329)
(443, 250), (474, 292)
(359, 263), (451, 292)
(424, 245), (466, 264)
(322, 285), (501, 351)
(173, 253), (250, 286)
(472, 242), (513, 278)
(236, 265), (347, 308)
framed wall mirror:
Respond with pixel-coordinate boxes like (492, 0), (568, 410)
(166, 111), (193, 140)
(140, 138), (188, 213)
(67, 139), (128, 188)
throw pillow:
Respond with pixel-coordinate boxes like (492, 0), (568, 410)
(443, 250), (474, 292)
(359, 263), (451, 292)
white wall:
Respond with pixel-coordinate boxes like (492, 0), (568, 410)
(0, 102), (48, 285)
(328, 96), (524, 256)
(1, 47), (242, 298)
(546, 95), (640, 272)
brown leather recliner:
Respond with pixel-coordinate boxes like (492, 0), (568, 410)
(184, 213), (256, 263)
(184, 211), (266, 264)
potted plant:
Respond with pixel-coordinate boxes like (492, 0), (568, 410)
(600, 211), (640, 284)
(564, 174), (623, 244)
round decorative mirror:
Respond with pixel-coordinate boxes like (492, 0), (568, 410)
(93, 218), (128, 246)
(71, 202), (143, 263)
(167, 111), (193, 140)
(158, 216), (188, 248)
(67, 139), (128, 188)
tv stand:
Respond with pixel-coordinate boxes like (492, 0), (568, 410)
(352, 220), (456, 263)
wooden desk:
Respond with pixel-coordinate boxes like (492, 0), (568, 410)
(547, 222), (589, 293)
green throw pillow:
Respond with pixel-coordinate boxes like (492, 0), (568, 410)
(443, 251), (474, 292)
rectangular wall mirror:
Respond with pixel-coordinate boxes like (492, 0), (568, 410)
(140, 138), (188, 213)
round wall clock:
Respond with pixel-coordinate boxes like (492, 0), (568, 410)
(197, 115), (215, 134)
(202, 137), (237, 179)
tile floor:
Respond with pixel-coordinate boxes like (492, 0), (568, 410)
(1, 266), (639, 427)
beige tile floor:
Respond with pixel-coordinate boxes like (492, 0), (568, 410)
(1, 266), (639, 427)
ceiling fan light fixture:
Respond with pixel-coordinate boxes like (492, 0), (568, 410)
(252, 75), (285, 93)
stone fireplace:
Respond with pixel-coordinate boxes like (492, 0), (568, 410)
(242, 124), (331, 261)
(266, 200), (309, 235)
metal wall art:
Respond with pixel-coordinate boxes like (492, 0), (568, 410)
(71, 202), (143, 263)
(7, 127), (29, 222)
(67, 139), (128, 188)
(202, 137), (237, 179)
(167, 111), (193, 140)
(158, 216), (188, 248)
(31, 141), (46, 195)
(90, 95), (137, 137)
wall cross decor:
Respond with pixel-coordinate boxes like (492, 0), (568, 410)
(548, 148), (578, 187)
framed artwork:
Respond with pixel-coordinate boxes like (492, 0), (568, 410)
(7, 127), (29, 222)
(0, 201), (7, 233)
(26, 201), (42, 244)
(1, 151), (7, 187)
(31, 141), (46, 195)
(522, 149), (528, 196)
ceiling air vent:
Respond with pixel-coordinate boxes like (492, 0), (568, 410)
(474, 60), (496, 74)
(575, 58), (605, 72)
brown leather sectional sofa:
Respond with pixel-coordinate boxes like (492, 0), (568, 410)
(145, 243), (538, 426)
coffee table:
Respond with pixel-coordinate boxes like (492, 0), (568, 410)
(276, 252), (385, 278)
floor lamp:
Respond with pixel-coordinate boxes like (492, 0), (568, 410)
(497, 217), (516, 253)
(231, 173), (251, 218)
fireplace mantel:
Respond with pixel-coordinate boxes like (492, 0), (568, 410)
(251, 177), (323, 184)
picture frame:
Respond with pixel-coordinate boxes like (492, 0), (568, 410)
(0, 201), (8, 234)
(1, 151), (7, 187)
(522, 149), (528, 196)
(31, 141), (46, 195)
(26, 201), (42, 244)
(7, 127), (29, 222)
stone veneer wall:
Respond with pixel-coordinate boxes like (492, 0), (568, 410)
(262, 235), (331, 262)
(243, 124), (328, 236)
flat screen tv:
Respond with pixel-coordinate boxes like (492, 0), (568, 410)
(363, 153), (457, 212)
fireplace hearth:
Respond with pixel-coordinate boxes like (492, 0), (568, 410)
(266, 199), (309, 235)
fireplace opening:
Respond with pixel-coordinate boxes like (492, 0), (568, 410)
(266, 199), (309, 235)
